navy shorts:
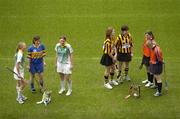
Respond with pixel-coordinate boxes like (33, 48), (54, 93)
(29, 63), (44, 74)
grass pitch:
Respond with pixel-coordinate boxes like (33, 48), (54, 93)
(0, 0), (180, 119)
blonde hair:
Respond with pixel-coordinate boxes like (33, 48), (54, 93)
(16, 42), (26, 53)
(106, 26), (114, 39)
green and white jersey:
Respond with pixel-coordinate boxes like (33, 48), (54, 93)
(14, 50), (25, 70)
(55, 43), (73, 64)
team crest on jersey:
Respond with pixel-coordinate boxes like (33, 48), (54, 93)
(33, 49), (37, 52)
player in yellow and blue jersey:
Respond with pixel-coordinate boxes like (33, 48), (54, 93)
(27, 36), (46, 93)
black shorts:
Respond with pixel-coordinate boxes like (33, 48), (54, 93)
(100, 54), (113, 66)
(150, 63), (163, 75)
(142, 55), (150, 67)
(117, 53), (132, 62)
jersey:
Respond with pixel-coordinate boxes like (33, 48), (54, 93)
(28, 44), (46, 64)
(150, 45), (163, 64)
(55, 43), (73, 64)
(143, 38), (151, 57)
(102, 39), (113, 55)
(14, 50), (25, 70)
(115, 33), (133, 54)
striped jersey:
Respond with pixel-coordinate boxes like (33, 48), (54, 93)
(28, 44), (46, 64)
(102, 39), (113, 55)
(115, 33), (133, 53)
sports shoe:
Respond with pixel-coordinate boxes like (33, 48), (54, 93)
(142, 79), (149, 84)
(16, 98), (24, 104)
(40, 88), (45, 93)
(110, 80), (118, 86)
(145, 81), (153, 87)
(66, 90), (72, 96)
(104, 83), (113, 89)
(117, 76), (123, 84)
(21, 95), (27, 101)
(125, 75), (131, 81)
(150, 84), (158, 89)
(58, 88), (65, 94)
(154, 91), (162, 97)
(31, 88), (36, 93)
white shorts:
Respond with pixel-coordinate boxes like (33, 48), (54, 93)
(57, 62), (72, 74)
(13, 67), (24, 80)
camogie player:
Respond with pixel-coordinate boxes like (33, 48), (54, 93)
(115, 25), (133, 83)
(27, 36), (46, 93)
(140, 31), (155, 88)
(55, 36), (73, 96)
(109, 30), (119, 86)
(14, 42), (27, 104)
(146, 38), (163, 96)
(100, 27), (117, 89)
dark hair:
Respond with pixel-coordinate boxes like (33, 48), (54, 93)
(121, 25), (129, 31)
(60, 36), (67, 41)
(33, 35), (40, 44)
(145, 31), (155, 40)
(106, 27), (114, 39)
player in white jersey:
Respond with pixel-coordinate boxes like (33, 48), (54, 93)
(55, 36), (73, 96)
(13, 42), (27, 104)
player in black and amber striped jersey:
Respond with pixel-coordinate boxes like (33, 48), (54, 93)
(115, 25), (133, 83)
(100, 27), (117, 89)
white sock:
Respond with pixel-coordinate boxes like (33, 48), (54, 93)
(61, 80), (65, 90)
(16, 86), (22, 99)
(67, 80), (72, 91)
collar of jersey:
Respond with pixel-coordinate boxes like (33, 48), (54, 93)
(33, 44), (40, 48)
(60, 42), (67, 48)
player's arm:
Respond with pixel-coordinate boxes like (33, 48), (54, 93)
(41, 44), (46, 66)
(68, 45), (73, 69)
(54, 44), (58, 68)
(41, 44), (46, 58)
(69, 53), (73, 69)
(55, 54), (58, 68)
(113, 45), (117, 60)
(27, 48), (32, 69)
(130, 37), (134, 57)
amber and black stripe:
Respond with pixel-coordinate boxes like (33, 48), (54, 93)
(103, 39), (112, 55)
(115, 33), (133, 53)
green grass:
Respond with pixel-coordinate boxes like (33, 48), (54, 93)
(0, 0), (180, 119)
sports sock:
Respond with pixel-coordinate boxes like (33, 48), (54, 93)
(149, 74), (154, 83)
(125, 68), (129, 76)
(147, 72), (150, 81)
(110, 72), (114, 81)
(117, 71), (121, 79)
(61, 80), (65, 90)
(157, 83), (162, 93)
(39, 80), (44, 89)
(67, 80), (72, 91)
(31, 83), (35, 89)
(104, 76), (109, 84)
(16, 86), (22, 100)
(155, 78), (158, 86)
